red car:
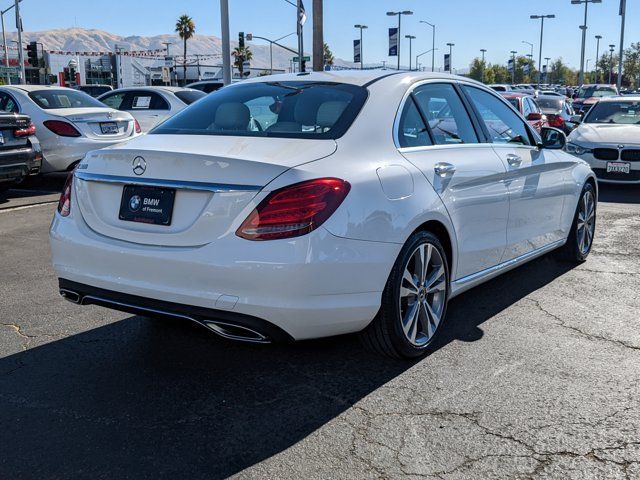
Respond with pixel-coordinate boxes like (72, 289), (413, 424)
(499, 92), (547, 133)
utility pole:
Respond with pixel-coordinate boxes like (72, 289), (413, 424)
(387, 10), (413, 70)
(608, 44), (615, 84)
(405, 35), (415, 71)
(220, 0), (231, 85)
(594, 35), (602, 83)
(530, 14), (555, 87)
(510, 50), (517, 84)
(354, 24), (367, 69)
(571, 0), (602, 86)
(480, 48), (487, 83)
(14, 0), (24, 83)
(420, 20), (436, 72)
(312, 0), (323, 71)
(617, 0), (626, 92)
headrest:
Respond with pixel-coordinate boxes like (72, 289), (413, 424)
(316, 101), (348, 128)
(215, 102), (250, 130)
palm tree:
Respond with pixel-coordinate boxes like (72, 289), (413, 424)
(175, 14), (196, 85)
(232, 46), (253, 77)
(323, 43), (334, 67)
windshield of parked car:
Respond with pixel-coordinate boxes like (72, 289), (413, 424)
(576, 86), (617, 99)
(152, 81), (368, 139)
(536, 97), (563, 111)
(584, 101), (640, 124)
(28, 89), (105, 109)
(174, 90), (206, 105)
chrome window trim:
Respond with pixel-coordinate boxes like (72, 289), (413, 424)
(74, 170), (262, 193)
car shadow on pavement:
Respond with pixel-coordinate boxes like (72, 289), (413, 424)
(0, 254), (574, 479)
(597, 183), (640, 204)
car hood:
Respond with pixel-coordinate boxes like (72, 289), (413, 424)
(568, 123), (640, 145)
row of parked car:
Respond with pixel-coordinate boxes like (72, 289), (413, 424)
(0, 80), (230, 193)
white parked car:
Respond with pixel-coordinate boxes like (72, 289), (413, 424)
(0, 85), (139, 173)
(98, 86), (206, 132)
(567, 96), (640, 184)
(50, 71), (597, 358)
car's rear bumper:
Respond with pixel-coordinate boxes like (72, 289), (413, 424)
(0, 144), (41, 183)
(50, 208), (399, 341)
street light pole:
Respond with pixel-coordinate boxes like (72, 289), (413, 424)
(405, 35), (416, 71)
(420, 20), (436, 72)
(220, 0), (231, 85)
(248, 33), (297, 75)
(447, 43), (454, 73)
(571, 0), (602, 86)
(617, 0), (626, 92)
(480, 48), (487, 83)
(522, 40), (534, 61)
(416, 48), (436, 73)
(510, 50), (517, 84)
(594, 35), (602, 83)
(354, 24), (368, 70)
(608, 44), (615, 84)
(387, 10), (413, 70)
(530, 14), (555, 87)
(14, 0), (24, 83)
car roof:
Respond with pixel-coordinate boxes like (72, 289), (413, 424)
(1, 84), (79, 93)
(597, 95), (640, 102)
(105, 86), (198, 94)
(500, 92), (530, 99)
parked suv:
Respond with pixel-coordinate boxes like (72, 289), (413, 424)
(572, 84), (618, 116)
(0, 112), (42, 195)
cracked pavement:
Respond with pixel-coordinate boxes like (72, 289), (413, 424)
(0, 184), (639, 479)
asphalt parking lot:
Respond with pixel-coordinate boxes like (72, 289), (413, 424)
(1, 179), (639, 479)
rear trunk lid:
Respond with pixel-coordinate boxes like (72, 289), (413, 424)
(0, 113), (32, 151)
(52, 108), (134, 140)
(75, 134), (337, 246)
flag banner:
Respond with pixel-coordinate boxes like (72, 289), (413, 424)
(388, 28), (398, 57)
(354, 39), (361, 63)
(444, 54), (450, 72)
(543, 65), (548, 73)
(507, 58), (514, 73)
(523, 62), (530, 75)
(298, 1), (307, 26)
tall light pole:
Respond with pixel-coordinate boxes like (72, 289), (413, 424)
(405, 35), (416, 71)
(522, 40), (534, 60)
(617, 0), (626, 92)
(480, 48), (487, 83)
(571, 0), (602, 86)
(510, 50), (517, 84)
(354, 24), (368, 70)
(608, 44), (615, 84)
(447, 42), (454, 73)
(387, 10), (413, 70)
(594, 35), (602, 83)
(220, 0), (231, 85)
(0, 3), (17, 85)
(530, 14), (555, 87)
(420, 20), (436, 72)
(312, 0), (323, 71)
(248, 33), (297, 74)
(14, 0), (24, 83)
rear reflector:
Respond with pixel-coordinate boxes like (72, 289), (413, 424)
(14, 122), (36, 137)
(134, 119), (142, 134)
(57, 170), (74, 217)
(44, 120), (81, 137)
(237, 178), (350, 240)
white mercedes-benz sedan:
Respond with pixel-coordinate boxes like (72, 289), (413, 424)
(0, 85), (140, 173)
(567, 96), (640, 184)
(50, 71), (597, 358)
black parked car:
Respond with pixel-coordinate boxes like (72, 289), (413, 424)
(0, 113), (42, 195)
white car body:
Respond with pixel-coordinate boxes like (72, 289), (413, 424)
(98, 86), (205, 132)
(50, 71), (596, 349)
(0, 85), (138, 173)
(567, 96), (640, 184)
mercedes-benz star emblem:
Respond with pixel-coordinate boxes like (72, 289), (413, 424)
(129, 195), (142, 212)
(107, 112), (113, 119)
(132, 156), (147, 176)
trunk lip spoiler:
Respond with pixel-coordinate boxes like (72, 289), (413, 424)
(74, 170), (262, 193)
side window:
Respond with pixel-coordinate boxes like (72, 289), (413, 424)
(463, 86), (532, 146)
(5, 95), (18, 113)
(412, 83), (478, 145)
(397, 97), (432, 148)
(101, 92), (125, 109)
(149, 93), (170, 110)
(522, 98), (532, 117)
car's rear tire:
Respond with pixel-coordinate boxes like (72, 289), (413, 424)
(558, 182), (596, 263)
(360, 231), (450, 359)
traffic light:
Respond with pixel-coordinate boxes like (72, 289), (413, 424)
(238, 32), (245, 49)
(26, 41), (38, 67)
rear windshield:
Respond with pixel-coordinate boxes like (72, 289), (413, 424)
(536, 97), (563, 110)
(29, 89), (105, 109)
(174, 90), (206, 105)
(576, 86), (617, 99)
(584, 101), (640, 124)
(152, 81), (368, 139)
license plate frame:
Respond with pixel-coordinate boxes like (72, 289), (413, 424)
(606, 161), (631, 174)
(118, 185), (176, 226)
(100, 122), (119, 134)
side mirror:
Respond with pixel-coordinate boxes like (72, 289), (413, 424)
(569, 115), (582, 124)
(527, 112), (543, 121)
(540, 127), (567, 150)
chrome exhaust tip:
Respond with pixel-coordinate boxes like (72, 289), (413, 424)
(203, 320), (271, 344)
(60, 289), (81, 304)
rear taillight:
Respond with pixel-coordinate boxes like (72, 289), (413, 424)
(57, 171), (74, 217)
(43, 120), (81, 137)
(237, 178), (351, 241)
(14, 122), (36, 137)
(547, 115), (565, 128)
(134, 119), (141, 134)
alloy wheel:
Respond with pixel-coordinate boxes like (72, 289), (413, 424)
(577, 190), (596, 255)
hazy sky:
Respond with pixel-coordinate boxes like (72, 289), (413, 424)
(16, 0), (638, 70)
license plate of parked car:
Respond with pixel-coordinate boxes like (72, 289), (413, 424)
(118, 185), (175, 226)
(100, 122), (119, 134)
(606, 162), (631, 174)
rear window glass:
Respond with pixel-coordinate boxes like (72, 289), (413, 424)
(28, 89), (104, 109)
(174, 90), (206, 105)
(536, 97), (563, 110)
(152, 81), (368, 139)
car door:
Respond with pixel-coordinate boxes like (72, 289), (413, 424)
(461, 85), (567, 260)
(397, 82), (510, 280)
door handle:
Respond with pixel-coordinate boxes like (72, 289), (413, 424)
(506, 154), (522, 166)
(434, 162), (456, 176)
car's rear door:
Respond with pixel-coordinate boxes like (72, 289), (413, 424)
(461, 85), (568, 260)
(397, 82), (510, 280)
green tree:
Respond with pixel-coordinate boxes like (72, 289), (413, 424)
(468, 58), (487, 82)
(175, 14), (196, 85)
(596, 53), (619, 84)
(232, 46), (253, 77)
(548, 58), (577, 85)
(623, 42), (640, 88)
(489, 64), (510, 84)
(323, 43), (334, 67)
